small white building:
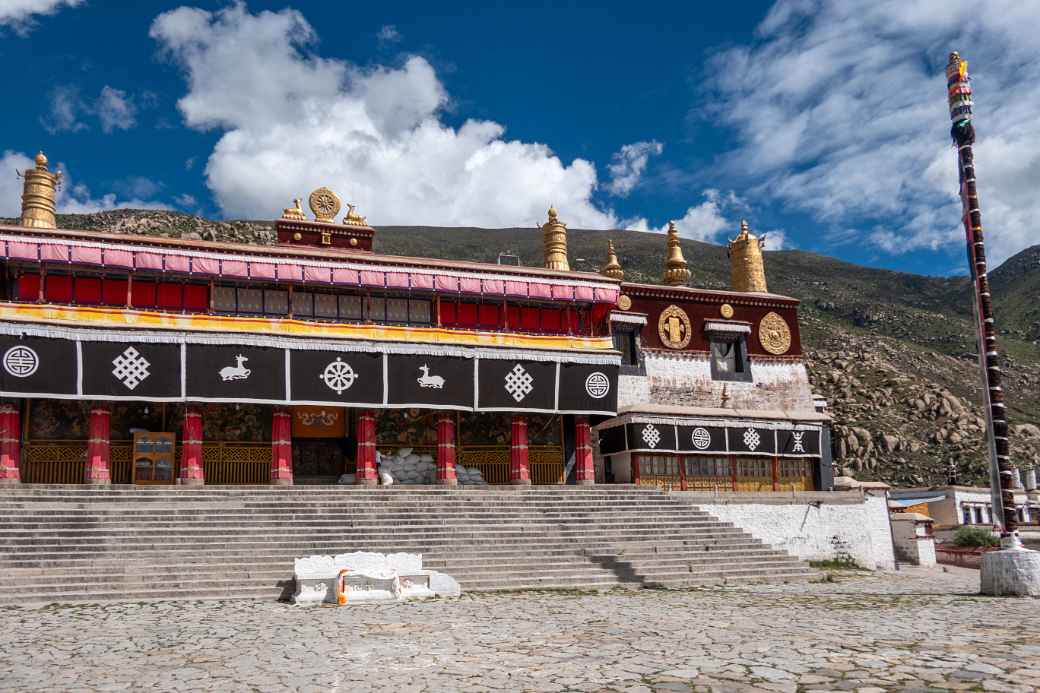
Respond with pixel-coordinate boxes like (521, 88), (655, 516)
(889, 486), (1039, 530)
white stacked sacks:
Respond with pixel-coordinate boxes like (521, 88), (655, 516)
(375, 447), (488, 486)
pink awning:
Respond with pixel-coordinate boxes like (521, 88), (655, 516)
(7, 241), (38, 260)
(221, 259), (249, 278)
(103, 249), (133, 268)
(505, 280), (528, 297)
(191, 257), (220, 275)
(164, 254), (190, 273)
(135, 252), (164, 270)
(410, 273), (434, 291)
(303, 265), (331, 283)
(528, 282), (552, 299)
(332, 268), (359, 285)
(459, 277), (482, 295)
(386, 272), (409, 289)
(70, 245), (103, 265)
(481, 279), (504, 295)
(435, 275), (458, 292)
(249, 262), (277, 280)
(278, 264), (303, 282)
(40, 244), (69, 262)
(594, 287), (619, 303)
(360, 270), (384, 288)
(551, 284), (574, 301)
(574, 286), (594, 302)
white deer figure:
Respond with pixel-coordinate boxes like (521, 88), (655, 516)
(417, 364), (445, 389)
(219, 354), (251, 382)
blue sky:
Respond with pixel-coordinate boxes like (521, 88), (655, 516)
(1, 1), (1038, 276)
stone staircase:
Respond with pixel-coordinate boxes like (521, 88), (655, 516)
(0, 485), (817, 604)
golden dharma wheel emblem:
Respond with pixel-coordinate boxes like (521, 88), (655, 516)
(617, 294), (632, 311)
(720, 303), (734, 319)
(308, 186), (341, 222)
(658, 304), (692, 350)
(759, 311), (792, 355)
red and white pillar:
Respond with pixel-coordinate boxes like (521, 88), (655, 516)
(84, 405), (111, 485)
(510, 414), (531, 485)
(574, 416), (595, 486)
(270, 408), (293, 485)
(355, 409), (377, 486)
(0, 403), (21, 485)
(436, 414), (458, 486)
(179, 407), (205, 486)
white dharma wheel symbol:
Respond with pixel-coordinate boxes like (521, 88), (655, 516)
(691, 427), (711, 450)
(3, 345), (39, 378)
(320, 357), (358, 394)
(584, 371), (610, 399)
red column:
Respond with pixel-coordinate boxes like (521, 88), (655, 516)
(574, 416), (595, 486)
(270, 409), (293, 485)
(510, 415), (531, 485)
(355, 409), (377, 486)
(630, 453), (641, 485)
(84, 405), (111, 484)
(179, 407), (205, 486)
(0, 403), (21, 485)
(436, 414), (458, 486)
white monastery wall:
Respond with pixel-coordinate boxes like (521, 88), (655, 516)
(688, 492), (895, 570)
(629, 351), (815, 411)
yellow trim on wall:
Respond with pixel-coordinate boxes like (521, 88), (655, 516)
(0, 303), (614, 352)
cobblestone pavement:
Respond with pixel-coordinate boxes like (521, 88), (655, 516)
(3, 566), (1039, 692)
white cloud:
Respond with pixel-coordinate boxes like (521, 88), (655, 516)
(605, 140), (663, 197)
(0, 150), (167, 216)
(41, 85), (86, 133)
(96, 86), (137, 132)
(174, 193), (197, 208)
(708, 0), (1040, 266)
(149, 4), (618, 229)
(0, 0), (81, 35)
(377, 24), (400, 43)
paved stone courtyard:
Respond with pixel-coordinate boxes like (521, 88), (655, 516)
(2, 566), (1038, 692)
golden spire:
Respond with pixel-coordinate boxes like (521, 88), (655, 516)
(727, 218), (768, 293)
(18, 151), (62, 229)
(661, 220), (690, 286)
(281, 198), (306, 221)
(600, 239), (624, 281)
(542, 205), (570, 271)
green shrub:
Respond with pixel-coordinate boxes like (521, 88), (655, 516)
(952, 525), (999, 548)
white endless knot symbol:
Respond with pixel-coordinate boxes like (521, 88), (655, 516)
(3, 346), (39, 378)
(320, 358), (358, 395)
(691, 427), (711, 450)
(791, 431), (806, 453)
(642, 424), (661, 449)
(111, 347), (151, 390)
(585, 371), (610, 399)
(743, 428), (761, 451)
(504, 363), (534, 403)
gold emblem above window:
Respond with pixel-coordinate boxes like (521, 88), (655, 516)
(758, 311), (792, 355)
(658, 304), (692, 349)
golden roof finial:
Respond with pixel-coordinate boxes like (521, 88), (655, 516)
(600, 239), (624, 281)
(727, 218), (768, 293)
(308, 186), (341, 223)
(542, 205), (569, 271)
(281, 198), (306, 221)
(19, 150), (61, 229)
(661, 220), (691, 286)
(342, 203), (368, 227)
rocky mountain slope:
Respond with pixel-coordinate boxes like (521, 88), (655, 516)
(6, 209), (1040, 485)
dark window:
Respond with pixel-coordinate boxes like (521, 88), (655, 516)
(962, 506), (972, 524)
(710, 336), (752, 383)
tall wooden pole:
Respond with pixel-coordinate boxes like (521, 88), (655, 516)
(946, 52), (1016, 534)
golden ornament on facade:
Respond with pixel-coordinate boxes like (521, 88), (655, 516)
(658, 304), (692, 350)
(758, 311), (792, 355)
(281, 198), (306, 221)
(617, 294), (632, 311)
(342, 203), (368, 227)
(720, 303), (734, 319)
(308, 187), (341, 222)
